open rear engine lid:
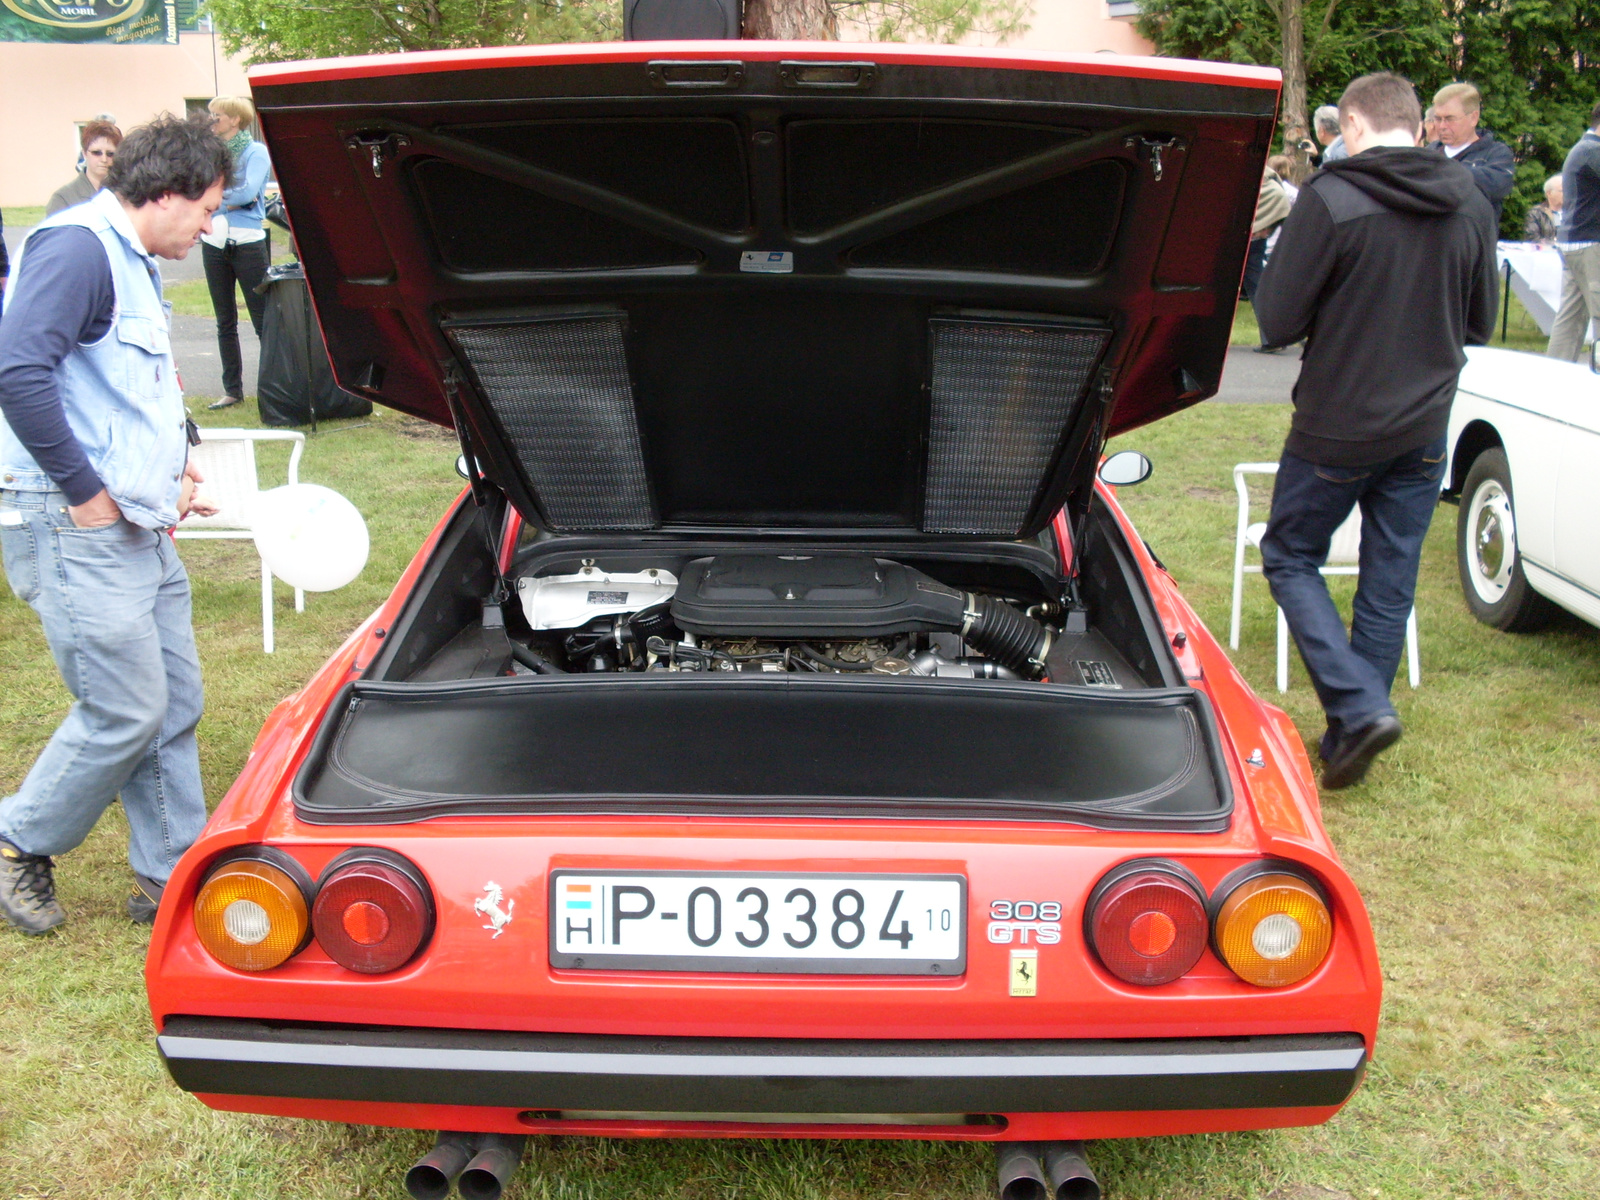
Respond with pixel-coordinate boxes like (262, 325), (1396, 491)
(293, 675), (1234, 831)
(252, 43), (1279, 539)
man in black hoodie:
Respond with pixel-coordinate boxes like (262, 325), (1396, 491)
(1254, 71), (1498, 789)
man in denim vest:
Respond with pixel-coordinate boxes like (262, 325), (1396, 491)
(0, 115), (228, 934)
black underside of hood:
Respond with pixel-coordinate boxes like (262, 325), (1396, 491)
(252, 46), (1278, 539)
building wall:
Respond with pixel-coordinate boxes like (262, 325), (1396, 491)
(0, 32), (250, 208)
(1003, 0), (1151, 56)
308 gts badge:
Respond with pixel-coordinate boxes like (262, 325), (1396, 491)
(987, 899), (1063, 944)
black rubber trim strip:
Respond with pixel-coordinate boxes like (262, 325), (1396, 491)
(158, 1017), (1365, 1114)
(289, 675), (1234, 831)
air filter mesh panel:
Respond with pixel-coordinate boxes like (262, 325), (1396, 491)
(923, 319), (1108, 535)
(449, 316), (656, 531)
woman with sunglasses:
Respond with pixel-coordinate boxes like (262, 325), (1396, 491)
(46, 122), (123, 217)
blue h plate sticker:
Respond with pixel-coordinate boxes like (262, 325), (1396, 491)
(740, 250), (794, 274)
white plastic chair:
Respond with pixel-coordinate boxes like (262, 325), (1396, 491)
(1230, 462), (1419, 694)
(173, 429), (306, 653)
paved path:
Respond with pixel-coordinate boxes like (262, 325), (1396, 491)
(1211, 344), (1299, 404)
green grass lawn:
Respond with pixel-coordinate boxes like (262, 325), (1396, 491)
(1, 394), (1597, 1198)
(2, 206), (47, 230)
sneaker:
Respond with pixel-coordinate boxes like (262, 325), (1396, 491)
(206, 395), (243, 410)
(1321, 715), (1403, 790)
(0, 838), (66, 935)
(129, 873), (165, 924)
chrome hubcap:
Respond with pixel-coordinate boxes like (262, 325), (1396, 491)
(1467, 478), (1515, 603)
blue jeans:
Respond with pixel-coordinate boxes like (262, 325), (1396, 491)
(1260, 438), (1446, 735)
(0, 491), (206, 882)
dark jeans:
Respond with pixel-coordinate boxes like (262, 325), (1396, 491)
(1241, 235), (1269, 303)
(1259, 437), (1447, 733)
(202, 236), (270, 400)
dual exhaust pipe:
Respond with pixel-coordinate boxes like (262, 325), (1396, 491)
(997, 1141), (1100, 1200)
(405, 1132), (527, 1200)
(406, 1130), (1092, 1200)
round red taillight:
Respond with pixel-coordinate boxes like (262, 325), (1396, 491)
(1087, 863), (1208, 986)
(312, 850), (433, 974)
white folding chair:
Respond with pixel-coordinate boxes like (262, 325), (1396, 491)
(1230, 462), (1419, 694)
(174, 429), (306, 653)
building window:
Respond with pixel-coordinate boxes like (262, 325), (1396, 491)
(1108, 0), (1141, 16)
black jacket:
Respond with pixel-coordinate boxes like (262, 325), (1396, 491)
(1431, 130), (1516, 223)
(1255, 147), (1499, 466)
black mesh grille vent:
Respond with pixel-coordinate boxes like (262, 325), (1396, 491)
(448, 315), (657, 531)
(923, 318), (1109, 536)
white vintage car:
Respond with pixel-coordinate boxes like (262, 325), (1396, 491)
(1446, 347), (1600, 631)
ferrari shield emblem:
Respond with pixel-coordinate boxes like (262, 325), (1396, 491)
(1009, 948), (1038, 996)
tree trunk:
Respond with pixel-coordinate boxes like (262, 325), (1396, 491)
(741, 0), (836, 39)
(1277, 0), (1311, 179)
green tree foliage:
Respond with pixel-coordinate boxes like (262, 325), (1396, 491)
(204, 0), (622, 63)
(831, 0), (1029, 43)
(1136, 0), (1600, 236)
(206, 0), (1025, 65)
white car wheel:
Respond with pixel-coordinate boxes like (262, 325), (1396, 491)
(1455, 448), (1555, 632)
(1465, 477), (1514, 604)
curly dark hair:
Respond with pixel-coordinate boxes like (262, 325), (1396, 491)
(106, 113), (233, 207)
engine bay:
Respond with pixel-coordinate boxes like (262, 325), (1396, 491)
(514, 554), (1059, 681)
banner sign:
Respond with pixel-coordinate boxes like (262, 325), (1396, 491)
(1, 0), (179, 44)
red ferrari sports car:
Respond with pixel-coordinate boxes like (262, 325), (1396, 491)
(146, 42), (1380, 1200)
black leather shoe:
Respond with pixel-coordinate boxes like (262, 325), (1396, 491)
(128, 873), (164, 925)
(1322, 714), (1403, 790)
(207, 395), (243, 410)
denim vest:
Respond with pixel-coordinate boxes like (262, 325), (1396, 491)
(0, 189), (187, 529)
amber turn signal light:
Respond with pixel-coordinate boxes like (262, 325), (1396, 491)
(1212, 868), (1332, 988)
(194, 849), (314, 972)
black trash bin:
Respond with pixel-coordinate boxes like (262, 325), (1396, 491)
(256, 264), (372, 427)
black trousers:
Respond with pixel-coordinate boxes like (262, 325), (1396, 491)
(202, 237), (271, 400)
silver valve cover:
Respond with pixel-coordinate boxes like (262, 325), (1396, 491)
(517, 567), (679, 630)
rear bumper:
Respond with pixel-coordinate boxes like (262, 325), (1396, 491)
(158, 1017), (1366, 1115)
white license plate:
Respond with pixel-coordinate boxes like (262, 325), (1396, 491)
(549, 871), (966, 975)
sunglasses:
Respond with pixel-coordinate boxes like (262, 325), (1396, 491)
(86, 148), (116, 158)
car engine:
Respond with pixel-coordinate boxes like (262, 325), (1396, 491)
(513, 554), (1059, 680)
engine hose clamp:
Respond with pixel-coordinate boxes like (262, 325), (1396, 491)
(1029, 629), (1054, 673)
(960, 594), (980, 638)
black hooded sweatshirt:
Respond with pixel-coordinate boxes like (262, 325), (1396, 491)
(1255, 147), (1499, 466)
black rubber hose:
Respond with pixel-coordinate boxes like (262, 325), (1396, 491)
(799, 643), (875, 671)
(510, 643), (565, 674)
(963, 594), (1053, 680)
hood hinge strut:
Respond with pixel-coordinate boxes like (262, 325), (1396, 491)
(443, 366), (512, 622)
(1065, 369), (1118, 596)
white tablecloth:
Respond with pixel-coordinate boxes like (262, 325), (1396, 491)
(1496, 242), (1588, 340)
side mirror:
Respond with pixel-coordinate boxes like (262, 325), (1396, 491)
(455, 454), (472, 480)
(1098, 450), (1153, 487)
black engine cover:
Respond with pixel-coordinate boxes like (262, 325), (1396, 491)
(670, 555), (965, 638)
